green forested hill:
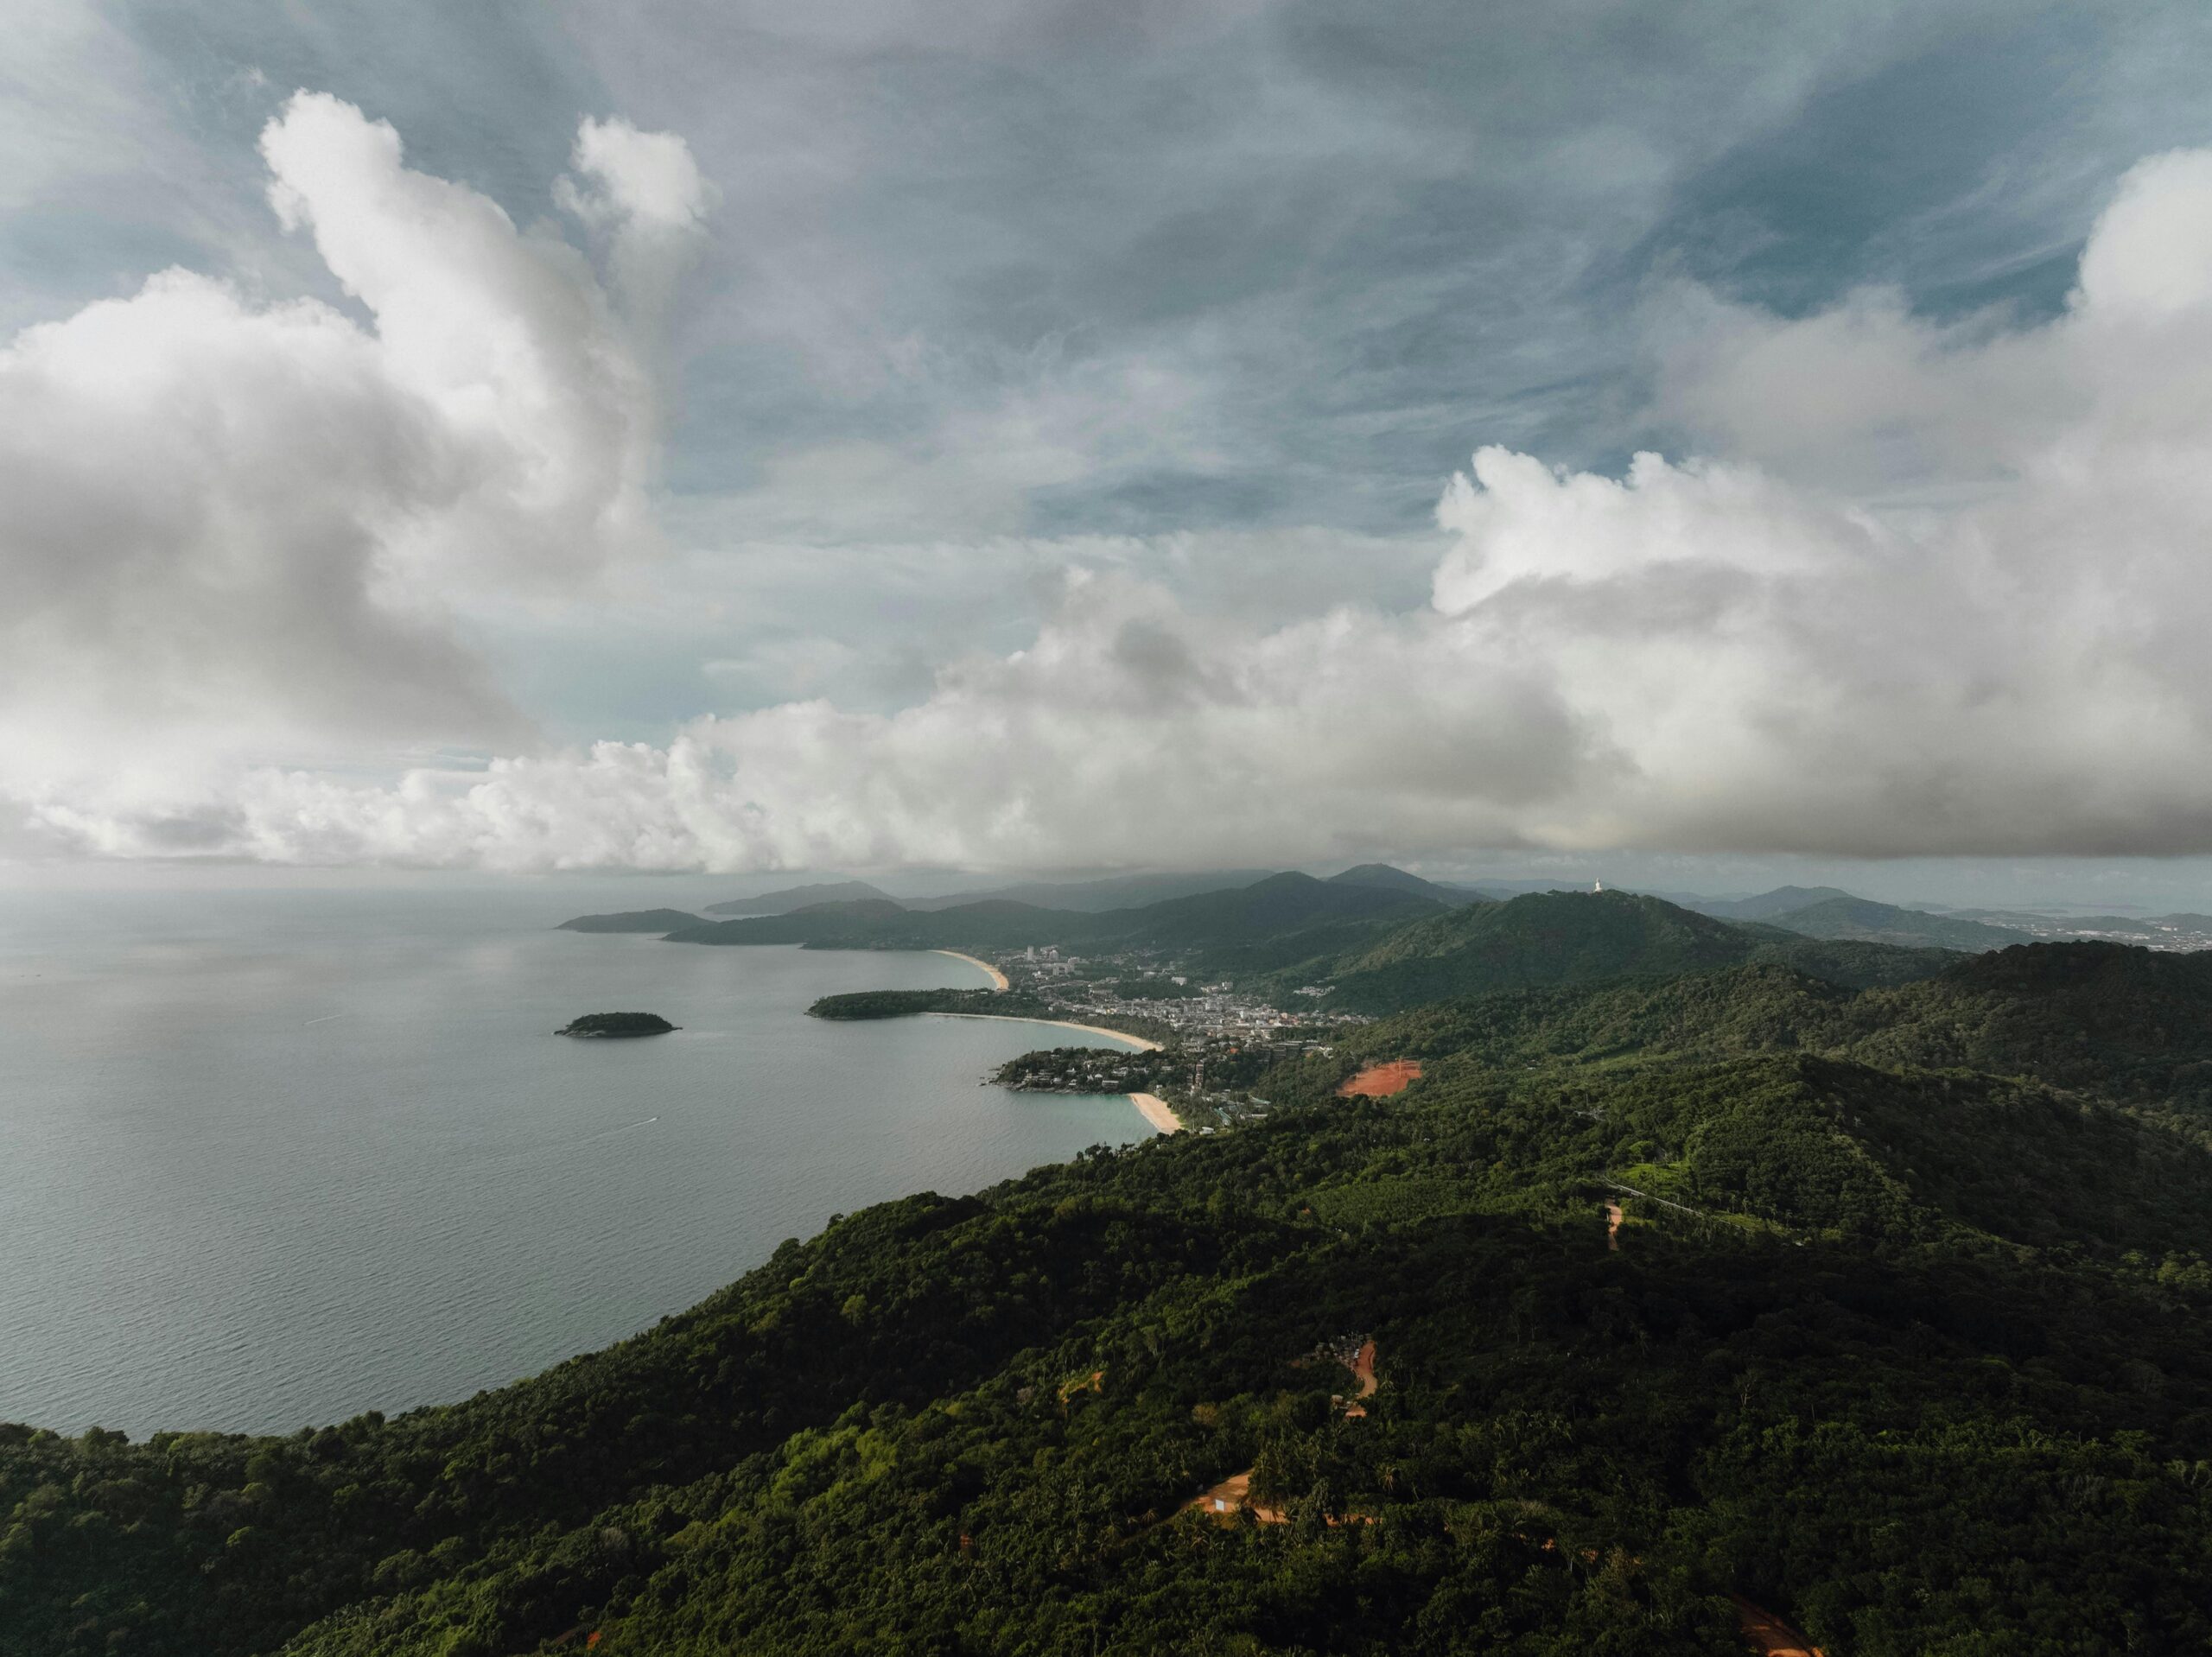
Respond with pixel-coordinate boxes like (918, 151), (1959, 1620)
(555, 910), (705, 933)
(1751, 895), (2035, 951)
(1688, 885), (1855, 920)
(1839, 940), (2212, 1110)
(11, 944), (2212, 1656)
(1302, 890), (1952, 1012)
(602, 885), (1948, 1013)
(1300, 941), (2212, 1123)
(703, 881), (898, 916)
(664, 872), (1443, 968)
(1314, 891), (1758, 1013)
(1325, 864), (1490, 907)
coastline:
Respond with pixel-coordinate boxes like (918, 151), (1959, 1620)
(933, 949), (1011, 991)
(935, 1011), (1163, 1052)
(1128, 1092), (1183, 1135)
(932, 1010), (1179, 1134)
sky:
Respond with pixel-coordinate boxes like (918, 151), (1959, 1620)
(7, 0), (2212, 904)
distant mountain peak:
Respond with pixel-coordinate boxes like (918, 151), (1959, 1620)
(703, 880), (900, 917)
(1326, 863), (1489, 906)
(1329, 862), (1422, 886)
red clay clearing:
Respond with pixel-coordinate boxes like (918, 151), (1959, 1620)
(1731, 1595), (1824, 1656)
(1338, 1060), (1422, 1097)
(1181, 1470), (1287, 1525)
(1604, 1201), (1624, 1251)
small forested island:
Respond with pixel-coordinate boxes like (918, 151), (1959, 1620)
(554, 1012), (677, 1038)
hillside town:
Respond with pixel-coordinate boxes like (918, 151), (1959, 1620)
(999, 943), (1365, 1043)
(985, 944), (1370, 1128)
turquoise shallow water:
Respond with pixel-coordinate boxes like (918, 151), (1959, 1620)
(0, 888), (1147, 1436)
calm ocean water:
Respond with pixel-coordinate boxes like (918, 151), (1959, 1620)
(0, 886), (1148, 1436)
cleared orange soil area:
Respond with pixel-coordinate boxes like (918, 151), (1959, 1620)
(1731, 1594), (1824, 1656)
(1604, 1201), (1624, 1251)
(1337, 1060), (1423, 1097)
(1181, 1470), (1287, 1525)
(1179, 1472), (1376, 1528)
(1187, 1341), (1382, 1519)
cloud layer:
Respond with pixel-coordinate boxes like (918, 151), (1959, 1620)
(1, 93), (694, 846)
(9, 105), (2212, 871)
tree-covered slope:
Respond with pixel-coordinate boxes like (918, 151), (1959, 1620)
(1754, 895), (2034, 951)
(703, 882), (897, 917)
(1315, 891), (1766, 1012)
(14, 995), (2212, 1654)
(555, 910), (704, 933)
(1326, 863), (1490, 907)
(664, 872), (1440, 963)
(1688, 885), (1855, 921)
(1739, 934), (1961, 989)
(16, 942), (2212, 1656)
(1840, 941), (2212, 1112)
(1285, 940), (2212, 1123)
(1300, 962), (1860, 1071)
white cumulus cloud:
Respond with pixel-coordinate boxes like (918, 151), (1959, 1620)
(13, 142), (2212, 870)
(0, 92), (699, 846)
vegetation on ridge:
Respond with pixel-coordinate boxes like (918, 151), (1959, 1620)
(554, 911), (703, 934)
(1294, 891), (1957, 1013)
(10, 937), (2212, 1654)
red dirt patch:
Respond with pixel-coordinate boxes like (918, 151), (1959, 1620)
(1337, 1060), (1423, 1097)
(1179, 1471), (1375, 1527)
(1182, 1469), (1287, 1524)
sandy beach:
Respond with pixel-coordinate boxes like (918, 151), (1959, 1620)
(932, 949), (1010, 990)
(1045, 1019), (1163, 1052)
(933, 1010), (1177, 1133)
(1128, 1092), (1182, 1134)
(937, 1012), (1162, 1052)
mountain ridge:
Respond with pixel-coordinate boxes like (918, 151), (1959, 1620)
(702, 880), (899, 916)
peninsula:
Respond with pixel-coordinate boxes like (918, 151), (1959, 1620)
(555, 910), (703, 933)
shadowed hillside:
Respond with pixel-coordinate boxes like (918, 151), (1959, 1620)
(1296, 892), (1959, 1012)
(1753, 895), (2034, 951)
(555, 909), (704, 933)
(1276, 939), (2212, 1127)
(702, 881), (897, 917)
(1325, 863), (1490, 907)
(664, 872), (1442, 966)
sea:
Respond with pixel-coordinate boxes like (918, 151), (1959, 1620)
(0, 885), (1150, 1437)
